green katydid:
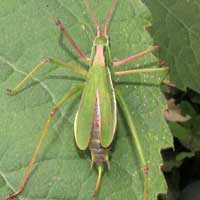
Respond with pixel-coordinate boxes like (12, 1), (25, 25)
(4, 0), (169, 199)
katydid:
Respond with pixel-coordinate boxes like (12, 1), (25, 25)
(5, 0), (169, 199)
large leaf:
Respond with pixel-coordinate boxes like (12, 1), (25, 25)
(0, 1), (172, 199)
(143, 0), (200, 93)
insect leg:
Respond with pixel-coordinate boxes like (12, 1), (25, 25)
(115, 66), (175, 87)
(4, 86), (83, 200)
(6, 58), (87, 94)
(113, 46), (160, 67)
(115, 67), (169, 76)
(54, 17), (89, 62)
(115, 89), (148, 200)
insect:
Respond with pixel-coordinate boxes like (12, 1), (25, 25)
(5, 0), (169, 199)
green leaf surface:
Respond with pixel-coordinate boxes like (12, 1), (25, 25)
(0, 1), (172, 200)
(143, 0), (200, 93)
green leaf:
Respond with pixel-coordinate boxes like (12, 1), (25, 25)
(0, 1), (172, 199)
(143, 0), (200, 93)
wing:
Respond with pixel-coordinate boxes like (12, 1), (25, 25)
(98, 67), (117, 148)
(74, 66), (117, 150)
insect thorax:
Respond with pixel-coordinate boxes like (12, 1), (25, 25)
(91, 36), (112, 68)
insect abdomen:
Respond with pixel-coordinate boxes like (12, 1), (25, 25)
(89, 92), (109, 167)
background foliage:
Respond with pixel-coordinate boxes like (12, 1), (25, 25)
(142, 1), (200, 199)
(143, 0), (200, 93)
(2, 0), (194, 199)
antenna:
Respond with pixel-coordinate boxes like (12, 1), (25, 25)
(103, 0), (117, 36)
(83, 0), (101, 36)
